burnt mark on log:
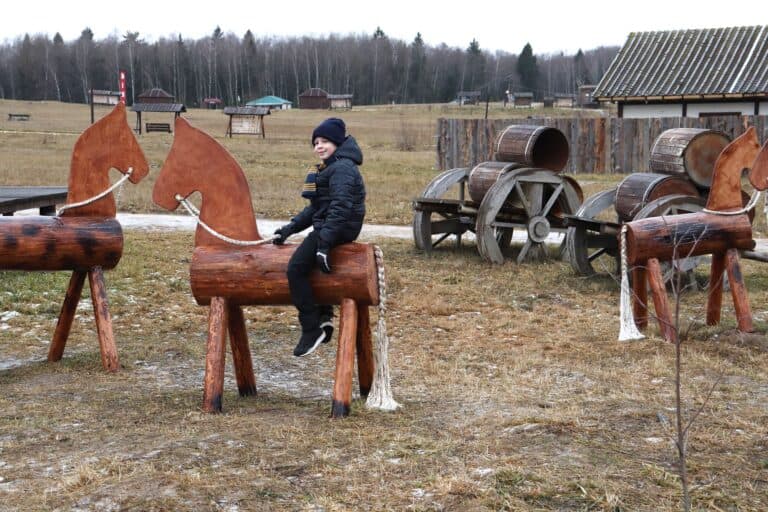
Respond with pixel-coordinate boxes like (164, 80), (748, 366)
(44, 237), (56, 257)
(331, 399), (350, 418)
(359, 385), (371, 398)
(208, 394), (223, 413)
(3, 233), (18, 250)
(21, 223), (41, 236)
(76, 232), (97, 257)
(238, 383), (257, 397)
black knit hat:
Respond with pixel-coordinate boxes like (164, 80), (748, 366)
(311, 118), (346, 146)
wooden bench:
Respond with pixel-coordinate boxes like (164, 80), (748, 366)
(145, 122), (172, 133)
(8, 113), (30, 121)
(0, 186), (68, 216)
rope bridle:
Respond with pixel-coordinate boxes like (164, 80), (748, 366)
(174, 192), (399, 410)
(56, 167), (134, 216)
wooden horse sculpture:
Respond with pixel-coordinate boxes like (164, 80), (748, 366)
(625, 127), (768, 341)
(0, 103), (149, 370)
(152, 117), (396, 417)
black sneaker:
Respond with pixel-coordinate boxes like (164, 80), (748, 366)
(320, 320), (334, 344)
(293, 328), (326, 357)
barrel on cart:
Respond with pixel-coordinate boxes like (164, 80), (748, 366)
(565, 128), (734, 276)
(413, 125), (582, 264)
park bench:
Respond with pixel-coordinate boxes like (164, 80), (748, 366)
(8, 113), (30, 121)
(145, 122), (172, 133)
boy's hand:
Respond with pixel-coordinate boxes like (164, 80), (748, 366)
(316, 251), (331, 273)
(273, 226), (291, 245)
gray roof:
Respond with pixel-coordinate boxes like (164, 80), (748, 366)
(327, 94), (353, 100)
(593, 25), (768, 101)
(130, 103), (186, 113)
(223, 106), (270, 116)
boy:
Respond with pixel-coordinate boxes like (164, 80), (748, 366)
(273, 118), (366, 357)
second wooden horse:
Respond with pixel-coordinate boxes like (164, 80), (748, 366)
(0, 103), (149, 370)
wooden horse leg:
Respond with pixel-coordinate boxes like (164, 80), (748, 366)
(725, 248), (754, 333)
(203, 297), (228, 413)
(227, 303), (257, 397)
(631, 266), (648, 329)
(356, 305), (374, 398)
(332, 298), (358, 418)
(647, 258), (675, 342)
(707, 252), (726, 326)
(88, 267), (119, 372)
(49, 270), (87, 362)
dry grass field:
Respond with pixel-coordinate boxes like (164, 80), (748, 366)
(0, 100), (766, 511)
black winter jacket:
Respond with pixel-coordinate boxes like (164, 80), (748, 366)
(289, 136), (366, 250)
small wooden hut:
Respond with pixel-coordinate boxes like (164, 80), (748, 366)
(223, 106), (270, 138)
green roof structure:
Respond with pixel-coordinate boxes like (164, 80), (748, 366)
(246, 95), (292, 107)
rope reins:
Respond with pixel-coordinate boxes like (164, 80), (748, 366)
(175, 194), (275, 246)
(702, 190), (762, 216)
(56, 167), (134, 216)
(174, 193), (399, 410)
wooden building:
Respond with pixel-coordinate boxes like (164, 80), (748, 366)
(554, 94), (575, 108)
(203, 98), (223, 109)
(130, 103), (186, 134)
(223, 106), (270, 138)
(456, 91), (481, 105)
(593, 25), (768, 118)
(299, 88), (330, 109)
(137, 87), (174, 104)
(512, 92), (533, 107)
(577, 85), (598, 108)
(328, 94), (353, 110)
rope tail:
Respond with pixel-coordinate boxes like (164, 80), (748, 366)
(618, 225), (645, 341)
(365, 245), (401, 411)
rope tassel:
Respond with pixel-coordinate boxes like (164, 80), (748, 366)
(618, 225), (645, 342)
(366, 245), (401, 411)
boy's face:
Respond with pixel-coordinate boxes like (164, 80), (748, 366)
(313, 137), (337, 161)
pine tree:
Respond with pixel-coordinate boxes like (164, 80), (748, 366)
(516, 42), (539, 97)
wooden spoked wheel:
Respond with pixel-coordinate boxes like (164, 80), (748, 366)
(631, 194), (706, 283)
(476, 169), (582, 264)
(412, 168), (471, 251)
(565, 187), (620, 276)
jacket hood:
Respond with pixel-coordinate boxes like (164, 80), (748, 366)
(326, 136), (363, 166)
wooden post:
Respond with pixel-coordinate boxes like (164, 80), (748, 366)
(631, 266), (648, 329)
(725, 248), (754, 332)
(227, 303), (257, 396)
(707, 252), (726, 326)
(49, 270), (87, 362)
(647, 258), (675, 342)
(356, 306), (374, 398)
(88, 267), (119, 372)
(332, 298), (358, 418)
(203, 297), (228, 413)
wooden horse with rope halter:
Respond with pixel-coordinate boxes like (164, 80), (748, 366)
(622, 127), (768, 341)
(0, 103), (149, 370)
(152, 116), (398, 417)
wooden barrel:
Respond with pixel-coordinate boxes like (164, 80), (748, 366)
(0, 217), (123, 271)
(615, 173), (700, 222)
(493, 125), (569, 171)
(649, 128), (731, 188)
(190, 242), (379, 306)
(467, 161), (523, 204)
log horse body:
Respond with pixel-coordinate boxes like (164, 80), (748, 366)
(0, 103), (149, 370)
(623, 127), (768, 341)
(152, 116), (397, 417)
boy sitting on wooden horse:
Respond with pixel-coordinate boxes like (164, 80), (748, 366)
(273, 118), (367, 357)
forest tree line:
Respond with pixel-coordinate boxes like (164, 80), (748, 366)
(0, 26), (619, 107)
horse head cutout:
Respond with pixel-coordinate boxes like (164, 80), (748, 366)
(705, 126), (763, 212)
(61, 102), (149, 217)
(152, 116), (259, 248)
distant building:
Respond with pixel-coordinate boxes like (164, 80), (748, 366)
(203, 98), (223, 109)
(137, 87), (174, 104)
(512, 92), (533, 107)
(593, 25), (768, 118)
(223, 106), (270, 138)
(554, 94), (575, 108)
(246, 95), (293, 110)
(577, 85), (598, 108)
(456, 91), (481, 105)
(298, 88), (353, 109)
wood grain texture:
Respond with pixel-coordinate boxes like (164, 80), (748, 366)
(203, 297), (228, 413)
(332, 299), (358, 418)
(89, 267), (119, 372)
(49, 271), (87, 362)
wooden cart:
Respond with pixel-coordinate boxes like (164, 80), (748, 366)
(413, 125), (583, 264)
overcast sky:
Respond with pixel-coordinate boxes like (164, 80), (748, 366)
(2, 0), (765, 54)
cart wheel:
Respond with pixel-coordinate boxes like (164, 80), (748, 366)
(412, 168), (471, 251)
(566, 187), (620, 276)
(476, 169), (581, 264)
(632, 194), (706, 284)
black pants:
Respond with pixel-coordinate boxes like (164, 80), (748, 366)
(286, 231), (333, 332)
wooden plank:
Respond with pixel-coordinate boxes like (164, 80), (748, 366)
(0, 186), (68, 215)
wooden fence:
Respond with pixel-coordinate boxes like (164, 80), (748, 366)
(436, 116), (768, 174)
